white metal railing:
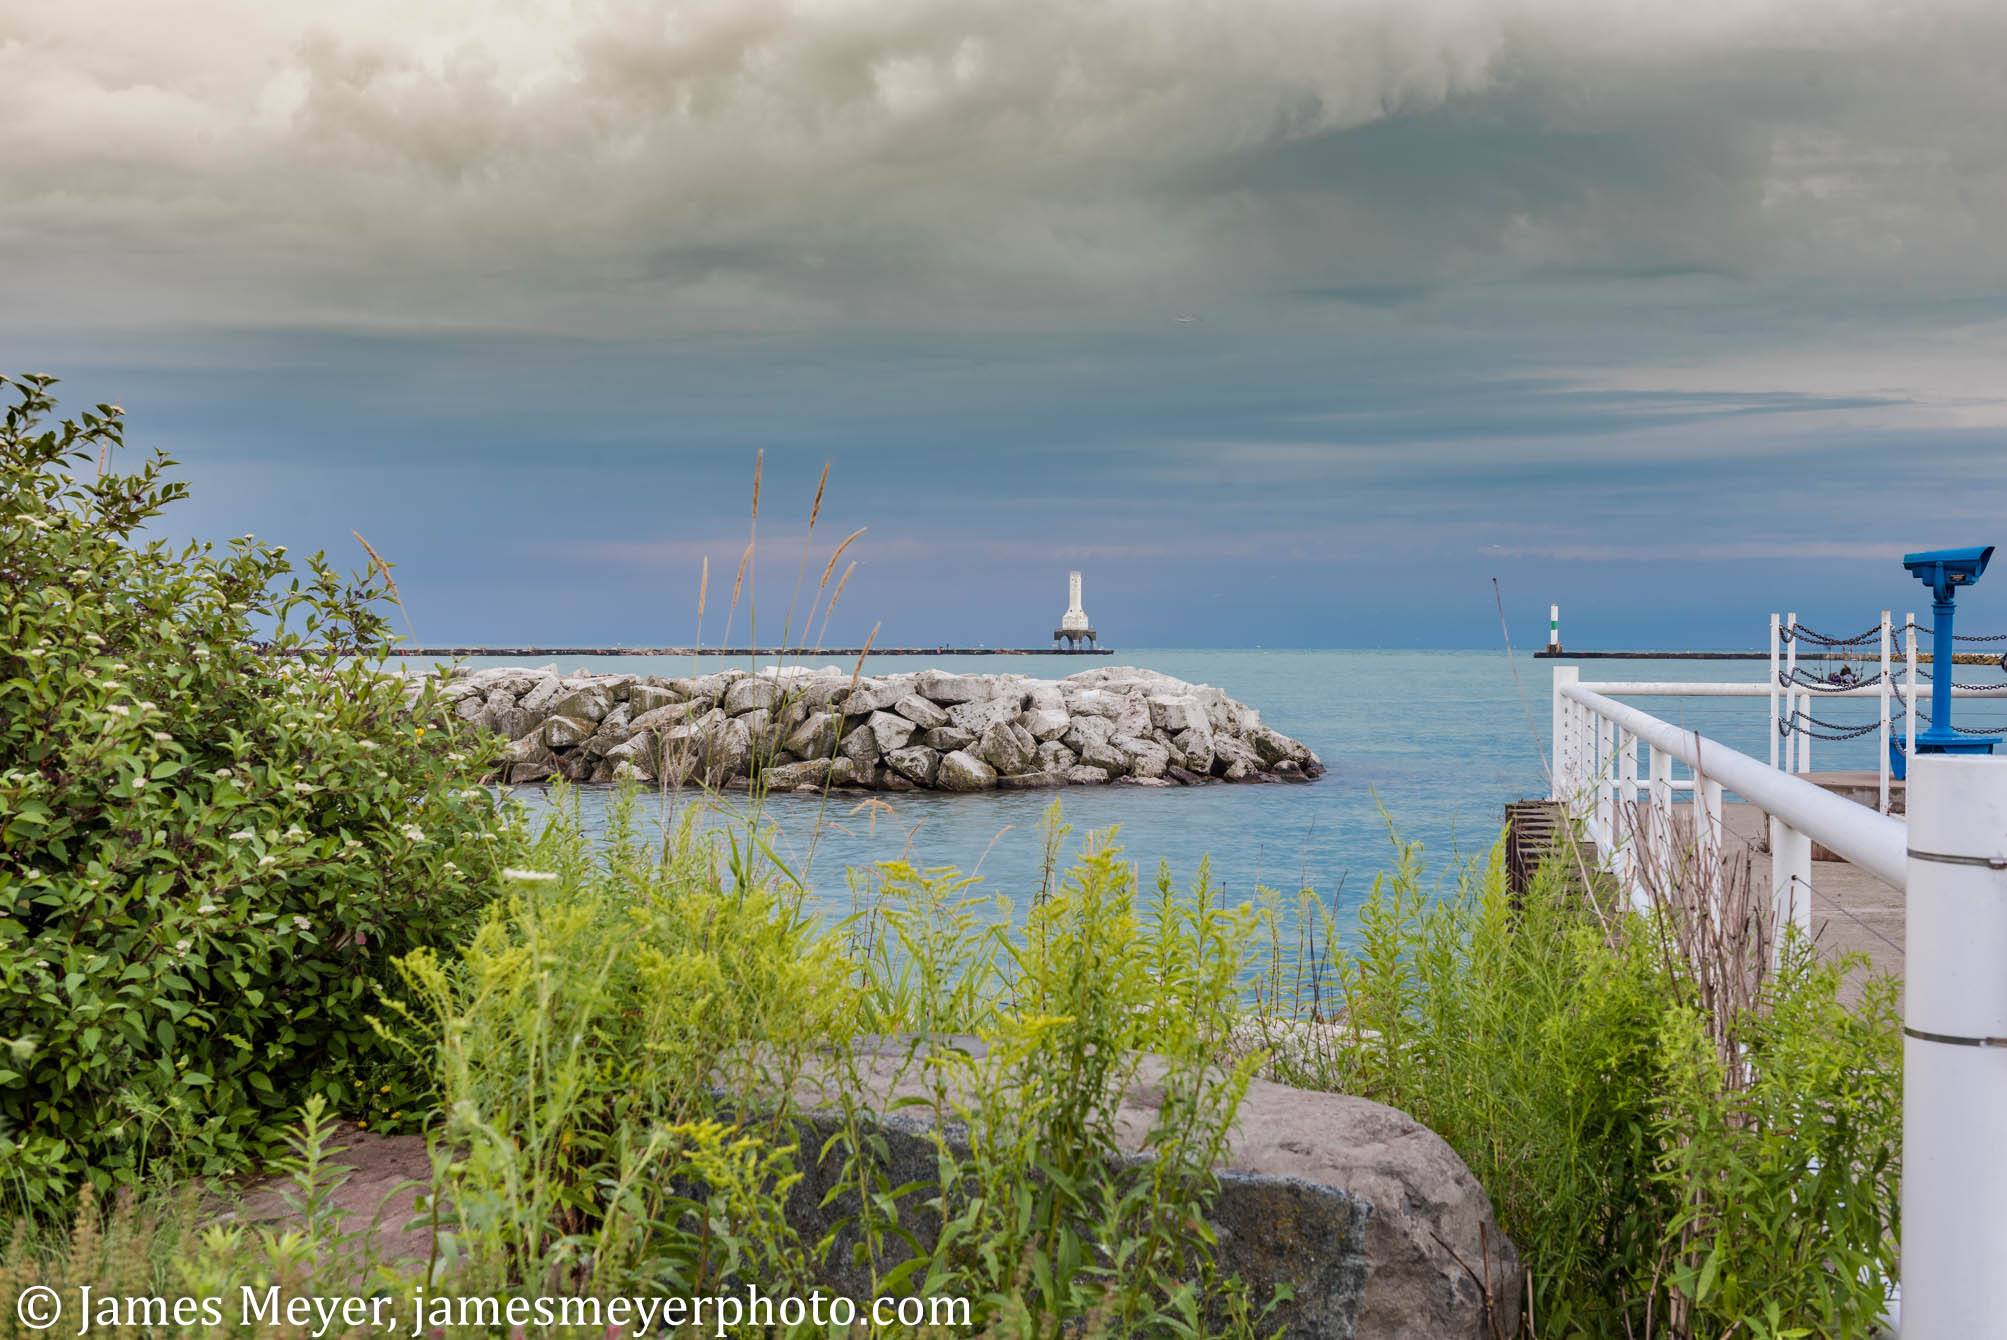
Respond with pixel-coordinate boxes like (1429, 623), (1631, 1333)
(1550, 667), (1906, 931)
(1549, 664), (2007, 1335)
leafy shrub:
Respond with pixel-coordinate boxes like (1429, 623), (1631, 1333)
(1251, 839), (1902, 1338)
(392, 791), (858, 1295)
(0, 374), (511, 1211)
(841, 820), (1263, 1333)
(395, 798), (1264, 1333)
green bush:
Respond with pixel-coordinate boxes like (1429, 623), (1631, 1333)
(391, 798), (1264, 1333)
(840, 822), (1262, 1333)
(392, 791), (857, 1295)
(1252, 840), (1902, 1338)
(0, 374), (512, 1211)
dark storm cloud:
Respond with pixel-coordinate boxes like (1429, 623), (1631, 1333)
(6, 0), (2007, 647)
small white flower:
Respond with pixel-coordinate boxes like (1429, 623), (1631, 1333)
(228, 829), (254, 841)
(284, 825), (306, 840)
(294, 782), (314, 794)
(400, 823), (426, 842)
(258, 854), (277, 868)
(130, 775), (146, 789)
(502, 868), (558, 883)
(197, 902), (217, 915)
(358, 739), (378, 750)
(174, 939), (191, 953)
(152, 731), (174, 743)
(214, 769), (234, 780)
(292, 915), (311, 931)
(105, 704), (130, 718)
(444, 862), (460, 876)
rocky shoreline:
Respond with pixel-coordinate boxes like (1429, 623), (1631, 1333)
(425, 664), (1325, 792)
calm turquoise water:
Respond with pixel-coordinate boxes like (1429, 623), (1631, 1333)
(445, 649), (1925, 928)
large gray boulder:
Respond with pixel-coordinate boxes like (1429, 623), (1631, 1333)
(1171, 725), (1216, 775)
(724, 677), (781, 716)
(839, 722), (882, 767)
(1148, 693), (1210, 734)
(1113, 734), (1171, 780)
(549, 682), (615, 723)
(891, 694), (951, 730)
(1020, 706), (1071, 741)
(1062, 715), (1115, 750)
(785, 710), (840, 760)
(914, 669), (995, 703)
(1213, 733), (1264, 781)
(518, 674), (565, 716)
(883, 745), (940, 786)
(866, 710), (918, 754)
(478, 690), (532, 740)
(949, 696), (1021, 735)
(629, 700), (701, 734)
(628, 682), (681, 715)
(921, 725), (976, 752)
(699, 715), (752, 785)
(936, 750), (997, 792)
(581, 703), (633, 756)
(762, 758), (833, 790)
(601, 731), (659, 781)
(839, 678), (908, 714)
(538, 714), (596, 749)
(786, 1039), (1520, 1340)
(975, 721), (1037, 776)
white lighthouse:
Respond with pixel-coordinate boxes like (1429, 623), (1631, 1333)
(1053, 571), (1098, 650)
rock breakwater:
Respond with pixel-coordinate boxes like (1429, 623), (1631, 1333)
(424, 664), (1324, 791)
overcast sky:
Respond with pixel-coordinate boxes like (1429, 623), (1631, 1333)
(8, 0), (2007, 648)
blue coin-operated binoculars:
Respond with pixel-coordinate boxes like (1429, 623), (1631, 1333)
(1892, 545), (1999, 779)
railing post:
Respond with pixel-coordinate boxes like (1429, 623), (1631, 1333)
(1693, 771), (1724, 912)
(1551, 665), (1579, 804)
(1906, 613), (1918, 778)
(1647, 745), (1672, 906)
(1596, 714), (1614, 850)
(1901, 755), (2007, 1333)
(1768, 816), (1812, 956)
(1768, 612), (1782, 770)
(1619, 728), (1639, 893)
(1790, 609), (1806, 770)
(1880, 609), (1892, 814)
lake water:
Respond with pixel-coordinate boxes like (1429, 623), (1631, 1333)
(449, 649), (1924, 931)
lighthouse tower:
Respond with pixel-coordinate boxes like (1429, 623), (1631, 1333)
(1053, 571), (1097, 650)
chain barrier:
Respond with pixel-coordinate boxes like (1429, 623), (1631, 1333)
(1770, 616), (2007, 743)
(1899, 624), (2007, 643)
(1777, 666), (1888, 692)
(1882, 685), (2007, 737)
(1782, 621), (1886, 649)
(1778, 709), (1882, 742)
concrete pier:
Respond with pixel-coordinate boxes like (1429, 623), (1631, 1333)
(1722, 800), (1905, 985)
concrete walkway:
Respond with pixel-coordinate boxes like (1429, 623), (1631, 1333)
(1722, 801), (1905, 983)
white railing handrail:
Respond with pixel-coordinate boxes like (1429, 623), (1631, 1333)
(1561, 682), (1908, 888)
(1587, 681), (2007, 699)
